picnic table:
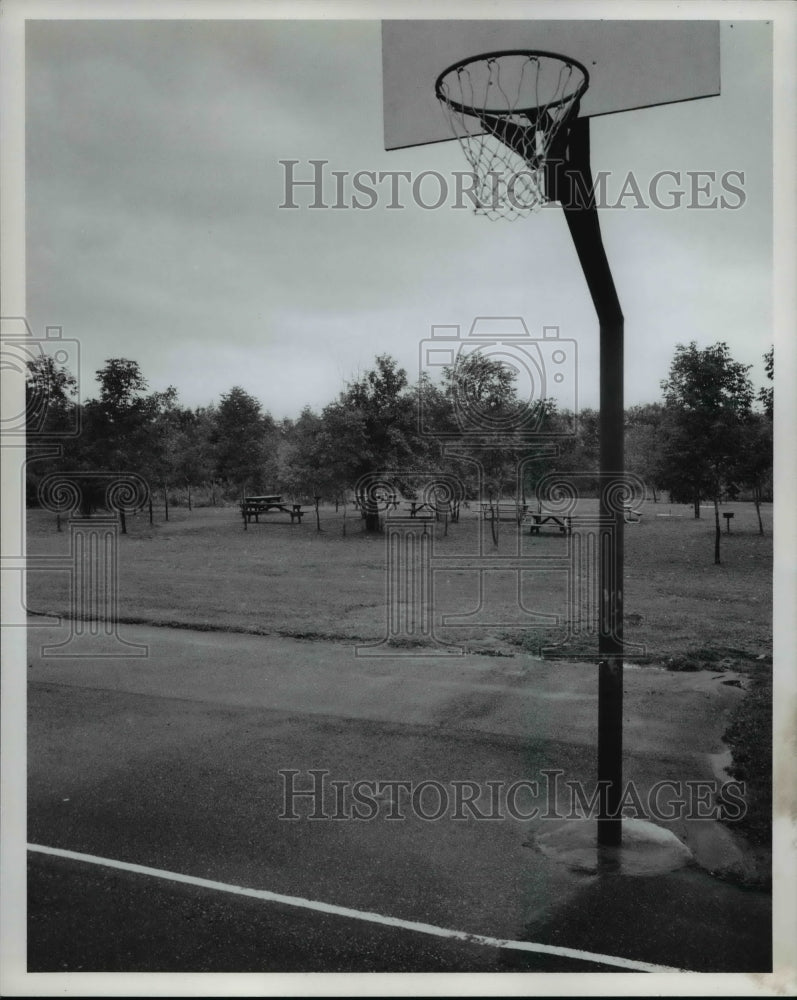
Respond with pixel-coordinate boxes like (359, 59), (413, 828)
(407, 500), (444, 521)
(480, 502), (529, 522)
(479, 502), (571, 534)
(240, 495), (304, 527)
(527, 512), (572, 535)
(405, 501), (439, 520)
(353, 493), (400, 515)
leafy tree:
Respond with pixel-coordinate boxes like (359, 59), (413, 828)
(734, 351), (773, 534)
(658, 341), (754, 563)
(27, 357), (155, 521)
(758, 346), (773, 419)
(95, 358), (148, 408)
(552, 407), (599, 497)
(414, 372), (478, 495)
(441, 351), (554, 499)
(170, 407), (217, 509)
(318, 355), (418, 531)
(276, 407), (347, 501)
(85, 358), (154, 467)
(71, 359), (158, 521)
(144, 386), (183, 520)
(24, 356), (79, 507)
(25, 355), (78, 436)
(212, 387), (273, 497)
(733, 413), (772, 535)
(189, 405), (223, 504)
(625, 403), (664, 501)
(415, 353), (566, 521)
(444, 350), (519, 421)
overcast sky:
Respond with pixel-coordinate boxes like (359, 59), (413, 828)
(25, 16), (773, 419)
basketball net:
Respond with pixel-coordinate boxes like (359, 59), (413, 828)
(436, 52), (589, 220)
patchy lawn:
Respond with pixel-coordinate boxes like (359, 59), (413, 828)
(26, 499), (772, 664)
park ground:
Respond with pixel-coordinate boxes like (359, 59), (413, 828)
(24, 498), (774, 975)
(26, 498), (772, 660)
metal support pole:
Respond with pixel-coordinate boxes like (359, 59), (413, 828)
(559, 118), (625, 848)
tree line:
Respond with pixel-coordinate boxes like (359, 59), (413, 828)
(26, 342), (772, 544)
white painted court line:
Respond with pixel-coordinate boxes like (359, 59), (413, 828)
(28, 843), (687, 974)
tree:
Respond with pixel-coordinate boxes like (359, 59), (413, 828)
(658, 342), (754, 563)
(25, 355), (78, 436)
(72, 361), (210, 526)
(85, 358), (154, 467)
(212, 387), (272, 497)
(625, 403), (664, 501)
(25, 356), (79, 509)
(414, 352), (568, 529)
(191, 405), (223, 504)
(441, 351), (557, 499)
(144, 386), (183, 521)
(734, 350), (774, 535)
(169, 408), (217, 509)
(552, 407), (599, 497)
(414, 372), (479, 497)
(71, 359), (157, 523)
(758, 346), (773, 419)
(318, 355), (419, 531)
(734, 413), (772, 535)
(95, 357), (148, 409)
(276, 407), (346, 501)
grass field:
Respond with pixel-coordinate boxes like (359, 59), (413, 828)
(25, 497), (774, 862)
(26, 498), (772, 666)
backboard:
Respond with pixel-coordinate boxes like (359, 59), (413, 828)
(383, 20), (720, 150)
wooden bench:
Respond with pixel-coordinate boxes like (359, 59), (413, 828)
(240, 495), (304, 527)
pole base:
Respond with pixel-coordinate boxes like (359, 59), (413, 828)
(531, 818), (692, 876)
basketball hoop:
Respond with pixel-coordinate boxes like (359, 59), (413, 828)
(435, 50), (589, 219)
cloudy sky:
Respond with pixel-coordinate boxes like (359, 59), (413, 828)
(24, 11), (773, 419)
